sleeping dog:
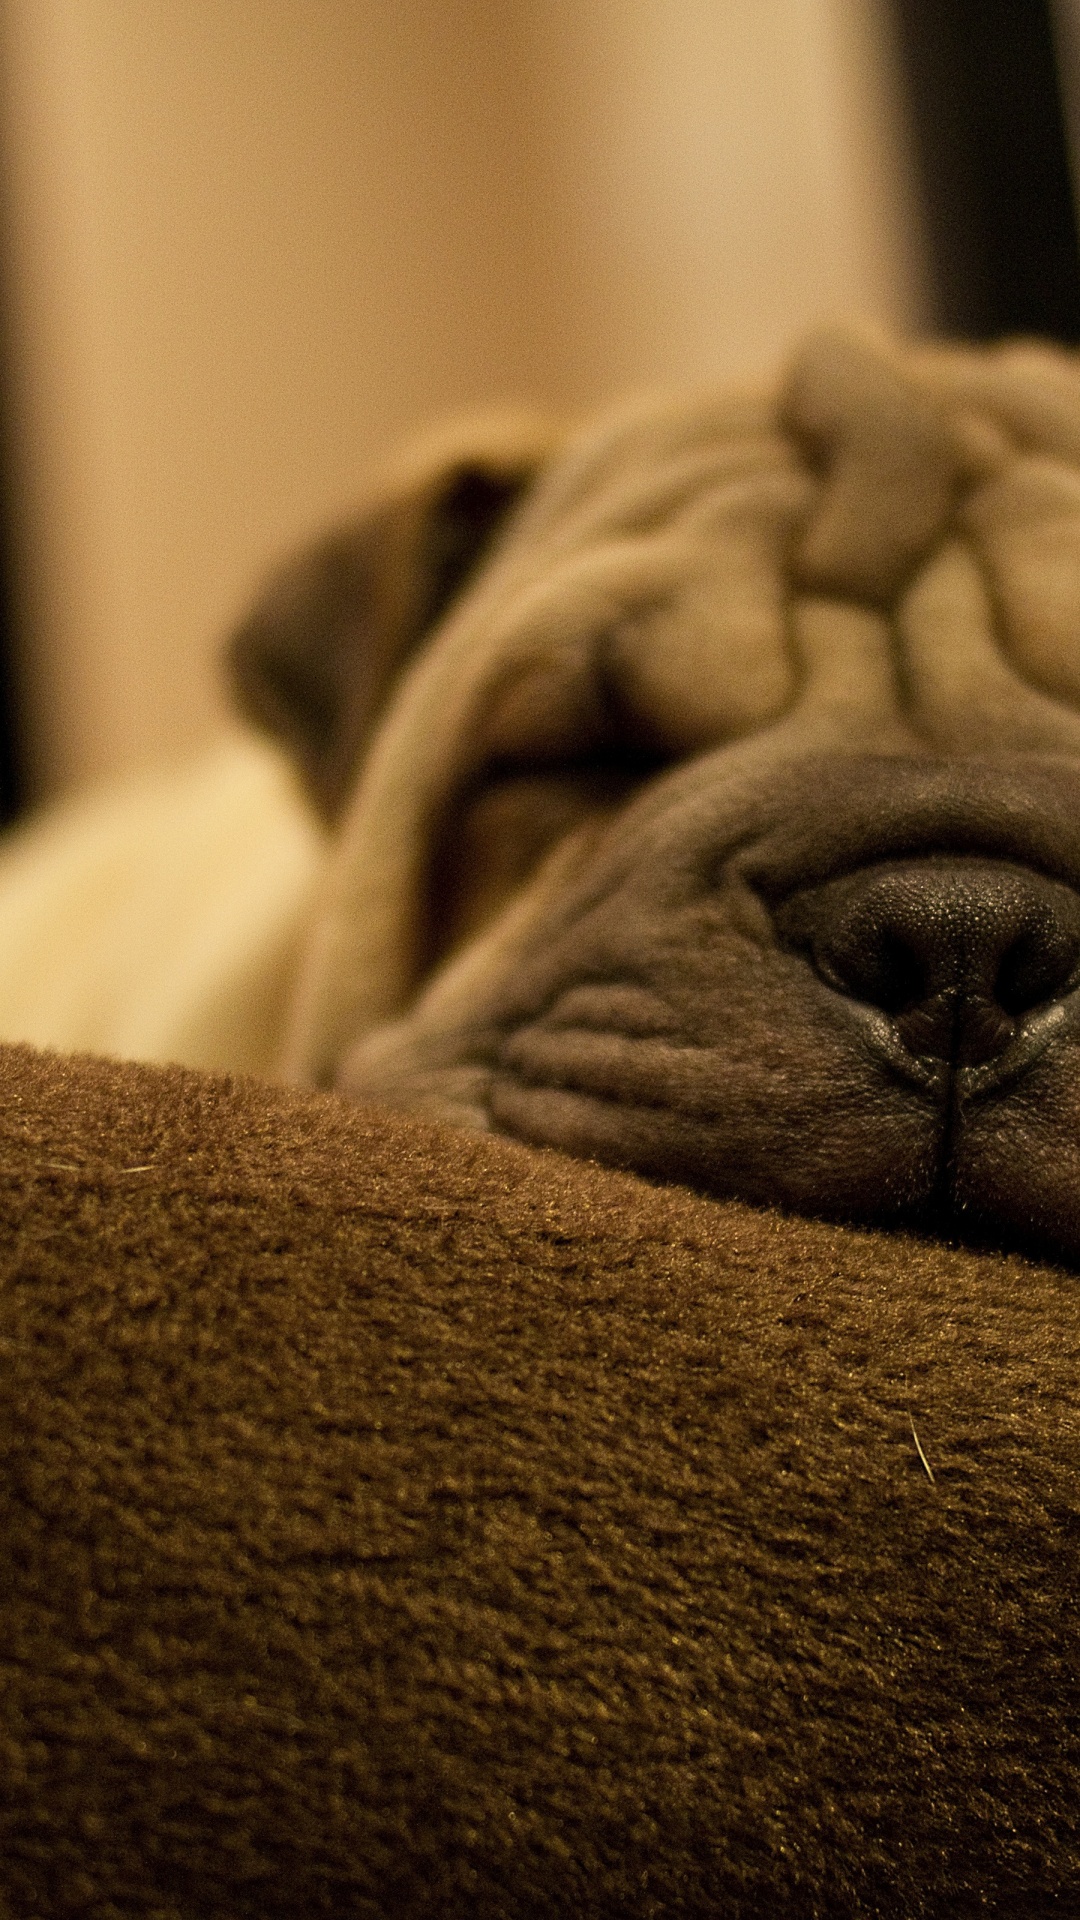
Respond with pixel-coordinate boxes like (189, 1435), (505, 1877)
(9, 325), (1080, 1258)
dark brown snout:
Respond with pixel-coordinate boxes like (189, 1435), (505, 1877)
(774, 858), (1080, 1073)
(485, 756), (1080, 1261)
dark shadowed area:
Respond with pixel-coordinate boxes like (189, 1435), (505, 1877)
(890, 0), (1080, 339)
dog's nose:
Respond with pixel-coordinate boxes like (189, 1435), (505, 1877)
(774, 858), (1080, 1066)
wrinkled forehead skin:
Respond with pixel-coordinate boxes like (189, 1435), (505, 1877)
(283, 326), (1080, 1100)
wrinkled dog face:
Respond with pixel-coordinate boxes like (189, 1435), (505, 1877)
(230, 329), (1080, 1261)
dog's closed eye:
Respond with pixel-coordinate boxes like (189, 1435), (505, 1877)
(427, 747), (672, 966)
(422, 634), (686, 966)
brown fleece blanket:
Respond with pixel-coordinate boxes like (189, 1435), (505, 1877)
(1, 1041), (1078, 1918)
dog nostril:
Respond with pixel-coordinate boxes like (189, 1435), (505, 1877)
(831, 927), (925, 1016)
(995, 928), (1080, 1015)
(773, 858), (1080, 1066)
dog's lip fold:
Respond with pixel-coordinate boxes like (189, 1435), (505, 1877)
(836, 993), (1079, 1099)
(484, 1014), (1080, 1256)
(486, 1020), (947, 1223)
(484, 957), (1080, 1256)
(489, 967), (1080, 1107)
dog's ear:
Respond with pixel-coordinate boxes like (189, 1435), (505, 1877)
(227, 415), (554, 818)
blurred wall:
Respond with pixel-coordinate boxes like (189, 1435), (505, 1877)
(0, 0), (927, 801)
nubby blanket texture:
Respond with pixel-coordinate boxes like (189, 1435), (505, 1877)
(0, 1043), (1077, 1916)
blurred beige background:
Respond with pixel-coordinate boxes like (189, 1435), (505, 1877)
(0, 0), (928, 801)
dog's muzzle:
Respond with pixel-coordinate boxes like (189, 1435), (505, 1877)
(485, 756), (1080, 1261)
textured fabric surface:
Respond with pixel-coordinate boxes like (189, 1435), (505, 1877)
(1, 1040), (1079, 1918)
